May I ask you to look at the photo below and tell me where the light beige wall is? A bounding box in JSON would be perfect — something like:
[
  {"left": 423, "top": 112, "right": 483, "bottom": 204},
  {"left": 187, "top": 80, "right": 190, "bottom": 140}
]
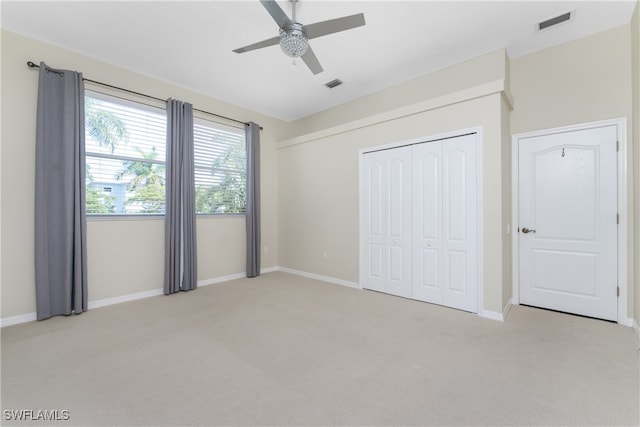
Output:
[
  {"left": 3, "top": 21, "right": 635, "bottom": 323},
  {"left": 631, "top": 1, "right": 640, "bottom": 327},
  {"left": 510, "top": 24, "right": 635, "bottom": 320},
  {"left": 510, "top": 25, "right": 632, "bottom": 134},
  {"left": 285, "top": 49, "right": 510, "bottom": 139},
  {"left": 1, "top": 30, "right": 284, "bottom": 318},
  {"left": 279, "top": 88, "right": 510, "bottom": 315}
]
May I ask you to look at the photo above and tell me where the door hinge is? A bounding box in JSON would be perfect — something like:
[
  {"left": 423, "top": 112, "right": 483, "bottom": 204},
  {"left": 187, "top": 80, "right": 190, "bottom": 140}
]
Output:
[
  {"left": 616, "top": 213, "right": 620, "bottom": 224},
  {"left": 617, "top": 286, "right": 620, "bottom": 297},
  {"left": 616, "top": 141, "right": 620, "bottom": 152}
]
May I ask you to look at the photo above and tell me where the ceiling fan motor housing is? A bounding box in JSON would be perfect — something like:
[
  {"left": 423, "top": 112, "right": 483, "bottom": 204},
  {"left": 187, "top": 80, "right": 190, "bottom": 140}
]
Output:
[{"left": 279, "top": 22, "right": 309, "bottom": 57}]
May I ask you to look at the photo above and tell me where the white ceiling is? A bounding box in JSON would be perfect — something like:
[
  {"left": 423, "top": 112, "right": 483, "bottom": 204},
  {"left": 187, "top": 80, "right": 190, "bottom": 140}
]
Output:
[{"left": 1, "top": 1, "right": 636, "bottom": 122}]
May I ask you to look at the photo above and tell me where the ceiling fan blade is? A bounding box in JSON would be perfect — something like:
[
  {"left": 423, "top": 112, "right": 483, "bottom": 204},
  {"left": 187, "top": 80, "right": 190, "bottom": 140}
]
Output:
[
  {"left": 259, "top": 0, "right": 291, "bottom": 29},
  {"left": 301, "top": 46, "right": 323, "bottom": 75},
  {"left": 303, "top": 13, "right": 365, "bottom": 39},
  {"left": 232, "top": 36, "right": 281, "bottom": 54}
]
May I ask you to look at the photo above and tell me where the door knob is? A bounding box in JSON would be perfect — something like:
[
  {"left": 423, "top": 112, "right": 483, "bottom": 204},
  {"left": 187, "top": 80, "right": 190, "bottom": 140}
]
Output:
[{"left": 522, "top": 227, "right": 536, "bottom": 234}]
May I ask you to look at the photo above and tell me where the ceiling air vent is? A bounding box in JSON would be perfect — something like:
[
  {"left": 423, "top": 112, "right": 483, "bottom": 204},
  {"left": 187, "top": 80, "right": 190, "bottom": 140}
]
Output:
[
  {"left": 538, "top": 11, "right": 573, "bottom": 31},
  {"left": 325, "top": 79, "right": 343, "bottom": 89}
]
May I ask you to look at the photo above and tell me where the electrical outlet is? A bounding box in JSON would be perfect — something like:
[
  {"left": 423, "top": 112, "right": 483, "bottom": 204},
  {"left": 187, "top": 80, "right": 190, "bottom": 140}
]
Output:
[
  {"left": 264, "top": 246, "right": 269, "bottom": 253},
  {"left": 322, "top": 250, "right": 328, "bottom": 259}
]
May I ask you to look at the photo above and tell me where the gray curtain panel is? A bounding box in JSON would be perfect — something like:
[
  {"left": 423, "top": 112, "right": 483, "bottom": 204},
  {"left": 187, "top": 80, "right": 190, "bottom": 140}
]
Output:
[
  {"left": 34, "top": 62, "right": 88, "bottom": 320},
  {"left": 245, "top": 122, "right": 261, "bottom": 277},
  {"left": 164, "top": 99, "right": 197, "bottom": 294}
]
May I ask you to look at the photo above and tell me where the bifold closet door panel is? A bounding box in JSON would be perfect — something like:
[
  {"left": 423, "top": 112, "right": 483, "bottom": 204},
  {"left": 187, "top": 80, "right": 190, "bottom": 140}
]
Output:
[
  {"left": 440, "top": 134, "right": 478, "bottom": 312},
  {"left": 412, "top": 134, "right": 478, "bottom": 312},
  {"left": 361, "top": 147, "right": 412, "bottom": 298},
  {"left": 411, "top": 142, "right": 443, "bottom": 304}
]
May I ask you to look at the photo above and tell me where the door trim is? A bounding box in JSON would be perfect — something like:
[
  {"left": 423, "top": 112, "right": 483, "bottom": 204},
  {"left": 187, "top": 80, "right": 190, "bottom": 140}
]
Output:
[{"left": 511, "top": 118, "right": 630, "bottom": 325}]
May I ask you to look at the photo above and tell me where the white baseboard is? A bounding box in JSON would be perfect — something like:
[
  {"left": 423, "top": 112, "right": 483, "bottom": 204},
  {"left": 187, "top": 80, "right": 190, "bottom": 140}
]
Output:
[
  {"left": 1, "top": 267, "right": 282, "bottom": 328},
  {"left": 198, "top": 272, "right": 247, "bottom": 287},
  {"left": 0, "top": 312, "right": 38, "bottom": 328},
  {"left": 618, "top": 316, "right": 634, "bottom": 328},
  {"left": 502, "top": 299, "right": 513, "bottom": 320},
  {"left": 1, "top": 288, "right": 167, "bottom": 328},
  {"left": 277, "top": 267, "right": 361, "bottom": 290},
  {"left": 197, "top": 267, "right": 281, "bottom": 287},
  {"left": 88, "top": 288, "right": 164, "bottom": 310},
  {"left": 478, "top": 299, "right": 512, "bottom": 322},
  {"left": 478, "top": 310, "right": 504, "bottom": 322},
  {"left": 633, "top": 319, "right": 640, "bottom": 341}
]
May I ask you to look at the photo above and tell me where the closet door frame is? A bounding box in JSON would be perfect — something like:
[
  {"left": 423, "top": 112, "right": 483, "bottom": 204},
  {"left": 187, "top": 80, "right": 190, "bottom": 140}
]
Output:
[{"left": 359, "top": 127, "right": 483, "bottom": 313}]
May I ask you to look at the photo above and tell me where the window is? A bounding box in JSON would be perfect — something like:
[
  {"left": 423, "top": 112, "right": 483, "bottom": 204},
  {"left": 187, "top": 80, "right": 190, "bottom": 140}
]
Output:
[
  {"left": 194, "top": 118, "right": 246, "bottom": 214},
  {"left": 85, "top": 91, "right": 166, "bottom": 215},
  {"left": 84, "top": 91, "right": 246, "bottom": 216}
]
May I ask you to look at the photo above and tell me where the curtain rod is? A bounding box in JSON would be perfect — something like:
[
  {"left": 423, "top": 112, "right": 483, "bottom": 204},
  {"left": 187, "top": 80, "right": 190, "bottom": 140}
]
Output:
[{"left": 26, "top": 61, "right": 263, "bottom": 130}]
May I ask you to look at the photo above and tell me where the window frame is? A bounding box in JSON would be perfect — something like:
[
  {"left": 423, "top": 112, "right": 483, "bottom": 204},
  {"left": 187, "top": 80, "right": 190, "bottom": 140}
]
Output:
[
  {"left": 84, "top": 89, "right": 167, "bottom": 219},
  {"left": 84, "top": 89, "right": 248, "bottom": 220},
  {"left": 193, "top": 115, "right": 248, "bottom": 217}
]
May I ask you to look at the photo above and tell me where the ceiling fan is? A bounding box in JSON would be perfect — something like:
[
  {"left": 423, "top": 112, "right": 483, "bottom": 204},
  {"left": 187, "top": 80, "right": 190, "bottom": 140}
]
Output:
[{"left": 232, "top": 0, "right": 366, "bottom": 75}]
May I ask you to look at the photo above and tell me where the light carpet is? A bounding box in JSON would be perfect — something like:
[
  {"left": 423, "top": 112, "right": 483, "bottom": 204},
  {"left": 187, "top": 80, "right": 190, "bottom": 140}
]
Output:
[{"left": 2, "top": 272, "right": 639, "bottom": 426}]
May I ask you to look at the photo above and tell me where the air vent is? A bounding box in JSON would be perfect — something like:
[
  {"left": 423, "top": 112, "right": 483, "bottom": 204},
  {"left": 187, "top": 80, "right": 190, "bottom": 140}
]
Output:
[
  {"left": 538, "top": 11, "right": 572, "bottom": 31},
  {"left": 325, "top": 79, "right": 343, "bottom": 89}
]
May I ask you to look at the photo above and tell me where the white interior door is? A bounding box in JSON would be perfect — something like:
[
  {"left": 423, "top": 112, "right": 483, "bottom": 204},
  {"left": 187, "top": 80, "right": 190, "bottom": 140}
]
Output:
[
  {"left": 518, "top": 126, "right": 617, "bottom": 321},
  {"left": 412, "top": 134, "right": 478, "bottom": 312},
  {"left": 361, "top": 147, "right": 412, "bottom": 298}
]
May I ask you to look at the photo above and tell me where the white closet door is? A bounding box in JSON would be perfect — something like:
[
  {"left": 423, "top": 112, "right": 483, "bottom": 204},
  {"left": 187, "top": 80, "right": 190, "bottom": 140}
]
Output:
[
  {"left": 412, "top": 142, "right": 443, "bottom": 304},
  {"left": 441, "top": 134, "right": 478, "bottom": 312},
  {"left": 361, "top": 147, "right": 412, "bottom": 298},
  {"left": 412, "top": 134, "right": 478, "bottom": 312}
]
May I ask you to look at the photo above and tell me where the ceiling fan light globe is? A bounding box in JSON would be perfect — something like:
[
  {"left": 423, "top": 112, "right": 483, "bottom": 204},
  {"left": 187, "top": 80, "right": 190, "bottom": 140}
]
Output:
[{"left": 279, "top": 26, "right": 309, "bottom": 58}]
